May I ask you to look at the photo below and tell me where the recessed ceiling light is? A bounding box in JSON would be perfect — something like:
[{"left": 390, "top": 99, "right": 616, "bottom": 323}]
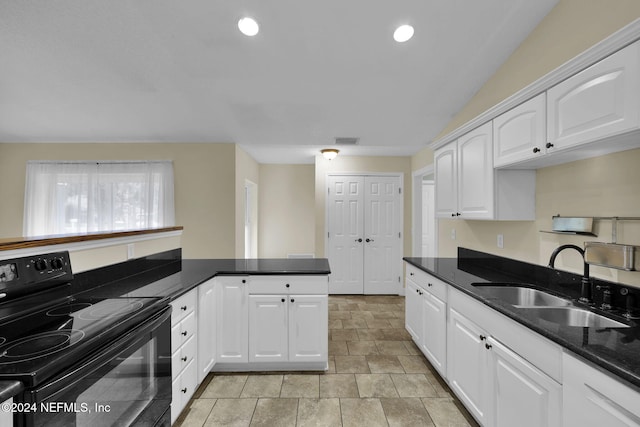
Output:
[
  {"left": 393, "top": 24, "right": 414, "bottom": 43},
  {"left": 238, "top": 17, "right": 259, "bottom": 36}
]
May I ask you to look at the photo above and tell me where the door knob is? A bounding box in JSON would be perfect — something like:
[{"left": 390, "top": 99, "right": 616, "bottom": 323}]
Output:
[
  {"left": 366, "top": 238, "right": 374, "bottom": 242},
  {"left": 355, "top": 238, "right": 363, "bottom": 242}
]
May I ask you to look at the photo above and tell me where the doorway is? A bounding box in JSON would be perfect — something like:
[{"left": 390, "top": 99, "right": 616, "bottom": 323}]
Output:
[
  {"left": 412, "top": 166, "right": 437, "bottom": 258},
  {"left": 326, "top": 174, "right": 403, "bottom": 295},
  {"left": 244, "top": 180, "right": 258, "bottom": 259}
]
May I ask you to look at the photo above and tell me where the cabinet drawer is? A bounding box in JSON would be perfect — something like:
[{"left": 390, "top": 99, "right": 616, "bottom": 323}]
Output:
[
  {"left": 171, "top": 311, "right": 197, "bottom": 351},
  {"left": 171, "top": 290, "right": 197, "bottom": 325},
  {"left": 249, "top": 275, "right": 328, "bottom": 295},
  {"left": 172, "top": 336, "right": 196, "bottom": 379},
  {"left": 406, "top": 264, "right": 448, "bottom": 302},
  {"left": 171, "top": 359, "right": 197, "bottom": 424}
]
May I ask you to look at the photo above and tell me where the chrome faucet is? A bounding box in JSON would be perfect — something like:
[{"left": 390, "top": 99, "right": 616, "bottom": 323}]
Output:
[{"left": 548, "top": 244, "right": 592, "bottom": 304}]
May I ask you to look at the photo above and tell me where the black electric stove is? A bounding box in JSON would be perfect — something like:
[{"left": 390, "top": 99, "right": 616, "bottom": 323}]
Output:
[{"left": 0, "top": 250, "right": 169, "bottom": 379}]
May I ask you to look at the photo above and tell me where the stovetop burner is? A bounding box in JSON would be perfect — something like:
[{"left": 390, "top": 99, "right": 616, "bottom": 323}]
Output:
[
  {"left": 0, "top": 330, "right": 85, "bottom": 363},
  {"left": 79, "top": 300, "right": 144, "bottom": 320},
  {"left": 46, "top": 303, "right": 93, "bottom": 316}
]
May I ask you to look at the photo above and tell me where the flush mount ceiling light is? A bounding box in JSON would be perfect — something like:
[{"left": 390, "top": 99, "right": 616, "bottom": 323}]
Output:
[
  {"left": 393, "top": 24, "right": 414, "bottom": 42},
  {"left": 321, "top": 149, "right": 339, "bottom": 160},
  {"left": 238, "top": 17, "right": 259, "bottom": 36}
]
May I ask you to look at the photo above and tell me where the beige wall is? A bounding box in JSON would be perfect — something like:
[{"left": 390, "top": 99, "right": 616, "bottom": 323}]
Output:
[
  {"left": 259, "top": 164, "right": 315, "bottom": 258},
  {"left": 0, "top": 143, "right": 237, "bottom": 259},
  {"left": 235, "top": 146, "right": 260, "bottom": 258},
  {"left": 422, "top": 0, "right": 640, "bottom": 287},
  {"left": 314, "top": 155, "right": 412, "bottom": 258}
]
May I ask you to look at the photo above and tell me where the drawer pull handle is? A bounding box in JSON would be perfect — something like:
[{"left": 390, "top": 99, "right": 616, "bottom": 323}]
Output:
[
  {"left": 182, "top": 356, "right": 187, "bottom": 362},
  {"left": 181, "top": 306, "right": 187, "bottom": 311},
  {"left": 181, "top": 331, "right": 187, "bottom": 336},
  {"left": 181, "top": 388, "right": 187, "bottom": 393}
]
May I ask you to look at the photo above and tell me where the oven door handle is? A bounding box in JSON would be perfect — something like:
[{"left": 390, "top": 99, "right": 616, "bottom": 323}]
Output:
[{"left": 30, "top": 306, "right": 171, "bottom": 402}]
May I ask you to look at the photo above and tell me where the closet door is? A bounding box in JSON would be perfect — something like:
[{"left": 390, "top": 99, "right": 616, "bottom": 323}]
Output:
[
  {"left": 363, "top": 176, "right": 402, "bottom": 294},
  {"left": 327, "top": 176, "right": 365, "bottom": 294},
  {"left": 327, "top": 174, "right": 403, "bottom": 295}
]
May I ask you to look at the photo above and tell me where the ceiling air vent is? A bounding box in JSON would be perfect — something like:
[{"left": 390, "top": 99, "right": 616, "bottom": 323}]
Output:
[{"left": 334, "top": 137, "right": 359, "bottom": 146}]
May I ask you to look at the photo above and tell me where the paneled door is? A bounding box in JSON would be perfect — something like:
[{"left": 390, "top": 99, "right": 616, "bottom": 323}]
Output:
[{"left": 327, "top": 174, "right": 402, "bottom": 295}]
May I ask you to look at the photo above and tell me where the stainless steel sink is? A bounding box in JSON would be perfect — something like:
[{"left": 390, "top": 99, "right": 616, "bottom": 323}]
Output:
[
  {"left": 520, "top": 307, "right": 630, "bottom": 328},
  {"left": 474, "top": 285, "right": 572, "bottom": 307}
]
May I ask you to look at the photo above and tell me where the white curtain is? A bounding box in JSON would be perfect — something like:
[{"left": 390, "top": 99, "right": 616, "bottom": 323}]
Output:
[{"left": 24, "top": 161, "right": 175, "bottom": 236}]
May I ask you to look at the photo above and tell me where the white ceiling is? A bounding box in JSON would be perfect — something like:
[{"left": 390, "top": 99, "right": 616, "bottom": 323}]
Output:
[{"left": 0, "top": 0, "right": 558, "bottom": 164}]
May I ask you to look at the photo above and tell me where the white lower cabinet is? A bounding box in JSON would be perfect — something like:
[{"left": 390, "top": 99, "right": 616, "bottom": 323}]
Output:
[
  {"left": 288, "top": 295, "right": 328, "bottom": 362},
  {"left": 489, "top": 337, "right": 561, "bottom": 427},
  {"left": 170, "top": 289, "right": 198, "bottom": 425},
  {"left": 0, "top": 398, "right": 12, "bottom": 427},
  {"left": 197, "top": 278, "right": 216, "bottom": 383},
  {"left": 405, "top": 266, "right": 447, "bottom": 377},
  {"left": 563, "top": 352, "right": 640, "bottom": 427},
  {"left": 249, "top": 295, "right": 288, "bottom": 362},
  {"left": 447, "top": 305, "right": 562, "bottom": 427},
  {"left": 216, "top": 276, "right": 249, "bottom": 363},
  {"left": 447, "top": 307, "right": 491, "bottom": 425}
]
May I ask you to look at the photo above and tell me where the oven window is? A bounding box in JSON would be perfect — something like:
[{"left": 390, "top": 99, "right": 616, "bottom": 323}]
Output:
[{"left": 28, "top": 316, "right": 171, "bottom": 427}]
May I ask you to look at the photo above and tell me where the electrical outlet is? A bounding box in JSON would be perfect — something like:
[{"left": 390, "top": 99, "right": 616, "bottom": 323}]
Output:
[
  {"left": 451, "top": 229, "right": 456, "bottom": 240},
  {"left": 497, "top": 234, "right": 504, "bottom": 249}
]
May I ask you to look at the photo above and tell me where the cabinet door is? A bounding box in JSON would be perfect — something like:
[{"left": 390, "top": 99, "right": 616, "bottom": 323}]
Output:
[
  {"left": 0, "top": 398, "right": 12, "bottom": 427},
  {"left": 422, "top": 292, "right": 446, "bottom": 378},
  {"left": 493, "top": 93, "right": 547, "bottom": 167},
  {"left": 216, "top": 276, "right": 248, "bottom": 363},
  {"left": 405, "top": 278, "right": 423, "bottom": 343},
  {"left": 488, "top": 337, "right": 561, "bottom": 427},
  {"left": 563, "top": 353, "right": 640, "bottom": 427},
  {"left": 548, "top": 40, "right": 640, "bottom": 150},
  {"left": 288, "top": 295, "right": 328, "bottom": 362},
  {"left": 197, "top": 279, "right": 216, "bottom": 383},
  {"left": 447, "top": 308, "right": 489, "bottom": 425},
  {"left": 457, "top": 122, "right": 494, "bottom": 219},
  {"left": 249, "top": 295, "right": 288, "bottom": 362},
  {"left": 434, "top": 142, "right": 458, "bottom": 218}
]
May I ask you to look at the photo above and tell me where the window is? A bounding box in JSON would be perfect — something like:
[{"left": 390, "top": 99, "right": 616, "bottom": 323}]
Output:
[{"left": 24, "top": 161, "right": 175, "bottom": 236}]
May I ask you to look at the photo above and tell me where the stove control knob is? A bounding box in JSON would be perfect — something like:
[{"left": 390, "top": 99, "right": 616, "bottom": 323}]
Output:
[
  {"left": 51, "top": 258, "right": 64, "bottom": 270},
  {"left": 34, "top": 259, "right": 48, "bottom": 271}
]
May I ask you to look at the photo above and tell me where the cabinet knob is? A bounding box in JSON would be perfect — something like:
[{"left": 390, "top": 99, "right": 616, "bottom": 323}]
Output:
[
  {"left": 281, "top": 298, "right": 285, "bottom": 302},
  {"left": 451, "top": 213, "right": 456, "bottom": 217},
  {"left": 286, "top": 283, "right": 290, "bottom": 288},
  {"left": 182, "top": 356, "right": 187, "bottom": 362},
  {"left": 428, "top": 283, "right": 432, "bottom": 287},
  {"left": 181, "top": 331, "right": 187, "bottom": 336},
  {"left": 366, "top": 238, "right": 374, "bottom": 242},
  {"left": 546, "top": 142, "right": 554, "bottom": 149},
  {"left": 485, "top": 343, "right": 492, "bottom": 350},
  {"left": 242, "top": 279, "right": 246, "bottom": 283},
  {"left": 410, "top": 272, "right": 414, "bottom": 276},
  {"left": 355, "top": 238, "right": 363, "bottom": 242},
  {"left": 181, "top": 305, "right": 187, "bottom": 311},
  {"left": 456, "top": 212, "right": 461, "bottom": 216},
  {"left": 479, "top": 335, "right": 486, "bottom": 341},
  {"left": 533, "top": 147, "right": 541, "bottom": 153},
  {"left": 291, "top": 298, "right": 295, "bottom": 303},
  {"left": 181, "top": 388, "right": 187, "bottom": 393}
]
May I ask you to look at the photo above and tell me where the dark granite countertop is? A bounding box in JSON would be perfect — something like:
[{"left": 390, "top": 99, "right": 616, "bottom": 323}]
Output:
[
  {"left": 0, "top": 380, "right": 23, "bottom": 402},
  {"left": 404, "top": 249, "right": 640, "bottom": 391},
  {"left": 75, "top": 255, "right": 331, "bottom": 301}
]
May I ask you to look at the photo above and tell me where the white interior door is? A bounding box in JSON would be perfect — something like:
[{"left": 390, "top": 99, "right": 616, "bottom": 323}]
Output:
[
  {"left": 363, "top": 176, "right": 402, "bottom": 294},
  {"left": 327, "top": 174, "right": 402, "bottom": 295},
  {"left": 421, "top": 181, "right": 435, "bottom": 258},
  {"left": 327, "top": 176, "right": 365, "bottom": 294}
]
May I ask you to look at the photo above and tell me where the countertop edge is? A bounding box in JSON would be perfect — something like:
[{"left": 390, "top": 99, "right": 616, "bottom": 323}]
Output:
[{"left": 0, "top": 380, "right": 24, "bottom": 403}]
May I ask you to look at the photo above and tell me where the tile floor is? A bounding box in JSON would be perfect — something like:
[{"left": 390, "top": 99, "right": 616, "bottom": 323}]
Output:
[{"left": 174, "top": 295, "right": 479, "bottom": 427}]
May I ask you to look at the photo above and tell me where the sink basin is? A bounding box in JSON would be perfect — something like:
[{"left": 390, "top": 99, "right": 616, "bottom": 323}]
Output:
[
  {"left": 474, "top": 285, "right": 572, "bottom": 307},
  {"left": 521, "top": 307, "right": 630, "bottom": 328}
]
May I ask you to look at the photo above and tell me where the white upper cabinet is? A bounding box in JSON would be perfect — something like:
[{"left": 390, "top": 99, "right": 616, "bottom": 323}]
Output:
[
  {"left": 434, "top": 143, "right": 458, "bottom": 218},
  {"left": 457, "top": 122, "right": 495, "bottom": 219},
  {"left": 435, "top": 122, "right": 535, "bottom": 221},
  {"left": 547, "top": 40, "right": 640, "bottom": 151},
  {"left": 493, "top": 94, "right": 547, "bottom": 167}
]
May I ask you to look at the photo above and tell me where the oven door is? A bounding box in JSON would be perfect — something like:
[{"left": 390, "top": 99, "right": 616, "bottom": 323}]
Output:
[{"left": 17, "top": 306, "right": 171, "bottom": 427}]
